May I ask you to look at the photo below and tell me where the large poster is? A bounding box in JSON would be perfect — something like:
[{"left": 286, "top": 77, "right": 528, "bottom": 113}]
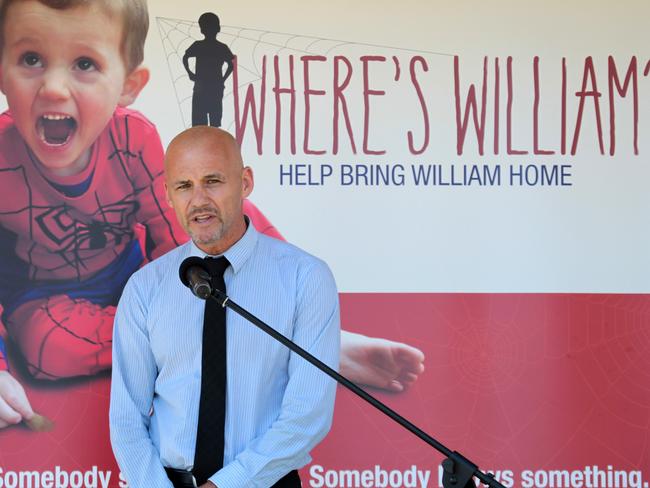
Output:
[{"left": 0, "top": 1, "right": 648, "bottom": 487}]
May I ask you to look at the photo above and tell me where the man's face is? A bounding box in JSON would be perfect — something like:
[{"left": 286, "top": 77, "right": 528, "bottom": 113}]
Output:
[
  {"left": 0, "top": 1, "right": 131, "bottom": 175},
  {"left": 165, "top": 138, "right": 253, "bottom": 255}
]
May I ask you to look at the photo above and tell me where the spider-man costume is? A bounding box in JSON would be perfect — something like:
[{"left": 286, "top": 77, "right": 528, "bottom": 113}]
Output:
[
  {"left": 0, "top": 107, "right": 281, "bottom": 379},
  {"left": 0, "top": 107, "right": 182, "bottom": 379}
]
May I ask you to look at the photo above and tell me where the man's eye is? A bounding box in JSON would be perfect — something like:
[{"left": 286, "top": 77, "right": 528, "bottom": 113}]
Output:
[
  {"left": 20, "top": 52, "right": 42, "bottom": 68},
  {"left": 75, "top": 58, "right": 97, "bottom": 71}
]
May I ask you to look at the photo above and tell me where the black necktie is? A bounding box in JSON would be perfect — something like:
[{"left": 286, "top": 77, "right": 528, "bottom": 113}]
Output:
[{"left": 193, "top": 256, "right": 229, "bottom": 485}]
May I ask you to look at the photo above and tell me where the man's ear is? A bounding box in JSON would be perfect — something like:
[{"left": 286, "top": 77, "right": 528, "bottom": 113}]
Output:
[
  {"left": 242, "top": 166, "right": 254, "bottom": 198},
  {"left": 118, "top": 66, "right": 150, "bottom": 107},
  {"left": 164, "top": 181, "right": 173, "bottom": 208}
]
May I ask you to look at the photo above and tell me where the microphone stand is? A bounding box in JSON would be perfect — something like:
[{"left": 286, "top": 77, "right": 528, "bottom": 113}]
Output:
[{"left": 210, "top": 288, "right": 506, "bottom": 488}]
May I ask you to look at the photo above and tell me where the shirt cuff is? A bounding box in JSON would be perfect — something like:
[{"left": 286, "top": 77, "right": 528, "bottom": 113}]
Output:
[{"left": 209, "top": 461, "right": 249, "bottom": 488}]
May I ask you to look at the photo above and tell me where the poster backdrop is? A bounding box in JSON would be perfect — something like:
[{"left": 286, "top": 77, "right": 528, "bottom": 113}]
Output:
[{"left": 1, "top": 1, "right": 649, "bottom": 487}]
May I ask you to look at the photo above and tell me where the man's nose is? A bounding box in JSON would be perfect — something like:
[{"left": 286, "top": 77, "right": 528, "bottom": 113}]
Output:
[
  {"left": 190, "top": 185, "right": 211, "bottom": 206},
  {"left": 39, "top": 69, "right": 71, "bottom": 101}
]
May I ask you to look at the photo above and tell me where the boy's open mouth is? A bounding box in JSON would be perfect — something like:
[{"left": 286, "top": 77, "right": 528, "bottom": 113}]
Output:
[{"left": 37, "top": 115, "right": 77, "bottom": 146}]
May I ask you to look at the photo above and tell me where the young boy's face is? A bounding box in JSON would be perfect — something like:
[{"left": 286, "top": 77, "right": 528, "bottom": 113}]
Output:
[{"left": 0, "top": 1, "right": 144, "bottom": 176}]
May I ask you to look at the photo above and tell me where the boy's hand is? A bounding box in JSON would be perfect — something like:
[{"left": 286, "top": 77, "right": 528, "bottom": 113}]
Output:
[{"left": 0, "top": 371, "right": 34, "bottom": 428}]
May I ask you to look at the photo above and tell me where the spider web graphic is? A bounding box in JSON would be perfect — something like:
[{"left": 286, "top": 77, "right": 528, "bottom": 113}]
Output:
[
  {"left": 155, "top": 16, "right": 453, "bottom": 132},
  {"left": 328, "top": 294, "right": 650, "bottom": 473}
]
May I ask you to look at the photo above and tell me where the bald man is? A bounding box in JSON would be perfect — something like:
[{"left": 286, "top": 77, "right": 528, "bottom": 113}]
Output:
[{"left": 109, "top": 127, "right": 340, "bottom": 488}]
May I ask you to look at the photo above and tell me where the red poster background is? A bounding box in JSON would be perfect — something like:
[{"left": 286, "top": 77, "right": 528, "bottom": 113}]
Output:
[{"left": 2, "top": 293, "right": 648, "bottom": 487}]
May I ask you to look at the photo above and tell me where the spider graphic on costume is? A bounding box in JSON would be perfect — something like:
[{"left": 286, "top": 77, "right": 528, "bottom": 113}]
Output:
[{"left": 0, "top": 108, "right": 184, "bottom": 379}]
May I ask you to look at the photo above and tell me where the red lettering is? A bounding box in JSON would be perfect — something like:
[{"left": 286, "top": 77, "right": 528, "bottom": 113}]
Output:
[
  {"left": 454, "top": 55, "right": 487, "bottom": 155},
  {"left": 273, "top": 55, "right": 296, "bottom": 155},
  {"left": 361, "top": 55, "right": 387, "bottom": 155},
  {"left": 533, "top": 57, "right": 554, "bottom": 155},
  {"left": 608, "top": 56, "right": 638, "bottom": 155},
  {"left": 233, "top": 56, "right": 266, "bottom": 155},
  {"left": 302, "top": 55, "right": 327, "bottom": 155},
  {"left": 507, "top": 56, "right": 527, "bottom": 155},
  {"left": 561, "top": 57, "right": 567, "bottom": 155},
  {"left": 494, "top": 57, "right": 500, "bottom": 155},
  {"left": 407, "top": 56, "right": 429, "bottom": 155},
  {"left": 332, "top": 56, "right": 357, "bottom": 155},
  {"left": 571, "top": 56, "right": 604, "bottom": 155}
]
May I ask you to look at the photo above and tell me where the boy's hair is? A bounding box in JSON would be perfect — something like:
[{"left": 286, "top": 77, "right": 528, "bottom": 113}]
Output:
[
  {"left": 0, "top": 0, "right": 149, "bottom": 72},
  {"left": 198, "top": 12, "right": 220, "bottom": 30},
  {"left": 198, "top": 12, "right": 220, "bottom": 37}
]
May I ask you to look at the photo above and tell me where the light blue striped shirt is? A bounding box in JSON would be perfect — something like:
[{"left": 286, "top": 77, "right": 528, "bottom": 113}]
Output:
[{"left": 109, "top": 222, "right": 340, "bottom": 488}]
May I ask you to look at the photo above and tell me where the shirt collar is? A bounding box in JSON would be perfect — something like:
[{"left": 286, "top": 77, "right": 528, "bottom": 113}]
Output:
[{"left": 188, "top": 217, "right": 258, "bottom": 274}]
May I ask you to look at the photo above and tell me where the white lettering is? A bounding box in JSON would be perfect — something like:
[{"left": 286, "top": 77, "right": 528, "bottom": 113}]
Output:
[{"left": 308, "top": 464, "right": 431, "bottom": 488}]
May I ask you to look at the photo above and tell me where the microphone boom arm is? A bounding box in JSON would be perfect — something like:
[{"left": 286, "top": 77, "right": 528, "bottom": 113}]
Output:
[{"left": 209, "top": 288, "right": 506, "bottom": 488}]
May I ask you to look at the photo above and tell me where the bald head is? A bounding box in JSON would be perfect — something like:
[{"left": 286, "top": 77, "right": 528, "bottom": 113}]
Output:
[
  {"left": 164, "top": 126, "right": 254, "bottom": 255},
  {"left": 165, "top": 126, "right": 243, "bottom": 173}
]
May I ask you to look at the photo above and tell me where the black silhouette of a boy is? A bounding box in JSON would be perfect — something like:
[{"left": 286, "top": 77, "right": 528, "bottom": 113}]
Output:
[{"left": 183, "top": 12, "right": 234, "bottom": 127}]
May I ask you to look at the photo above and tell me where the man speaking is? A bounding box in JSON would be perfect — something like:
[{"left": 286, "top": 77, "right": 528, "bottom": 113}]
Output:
[{"left": 109, "top": 127, "right": 340, "bottom": 488}]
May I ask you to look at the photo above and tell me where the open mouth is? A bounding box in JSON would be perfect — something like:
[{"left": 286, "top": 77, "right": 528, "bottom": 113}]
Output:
[
  {"left": 37, "top": 114, "right": 77, "bottom": 146},
  {"left": 193, "top": 215, "right": 215, "bottom": 223}
]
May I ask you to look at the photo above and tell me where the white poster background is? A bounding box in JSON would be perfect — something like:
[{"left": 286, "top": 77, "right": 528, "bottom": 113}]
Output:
[
  {"left": 2, "top": 0, "right": 644, "bottom": 293},
  {"left": 127, "top": 0, "right": 650, "bottom": 294}
]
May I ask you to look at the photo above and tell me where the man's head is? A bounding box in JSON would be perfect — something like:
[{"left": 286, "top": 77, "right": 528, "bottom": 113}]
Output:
[
  {"left": 165, "top": 126, "right": 254, "bottom": 256},
  {"left": 0, "top": 0, "right": 150, "bottom": 176}
]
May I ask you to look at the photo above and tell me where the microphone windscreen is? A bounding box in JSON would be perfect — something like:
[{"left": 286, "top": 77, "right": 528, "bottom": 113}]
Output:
[{"left": 179, "top": 256, "right": 208, "bottom": 287}]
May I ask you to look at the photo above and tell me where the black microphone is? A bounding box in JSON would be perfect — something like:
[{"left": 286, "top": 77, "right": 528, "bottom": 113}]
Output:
[{"left": 179, "top": 256, "right": 212, "bottom": 299}]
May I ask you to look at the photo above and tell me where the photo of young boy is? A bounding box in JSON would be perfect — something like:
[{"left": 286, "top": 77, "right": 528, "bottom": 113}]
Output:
[
  {"left": 0, "top": 0, "right": 184, "bottom": 428},
  {"left": 0, "top": 0, "right": 425, "bottom": 431}
]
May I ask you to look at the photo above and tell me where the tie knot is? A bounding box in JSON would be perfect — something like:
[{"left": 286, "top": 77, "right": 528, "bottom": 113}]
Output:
[{"left": 204, "top": 256, "right": 230, "bottom": 278}]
